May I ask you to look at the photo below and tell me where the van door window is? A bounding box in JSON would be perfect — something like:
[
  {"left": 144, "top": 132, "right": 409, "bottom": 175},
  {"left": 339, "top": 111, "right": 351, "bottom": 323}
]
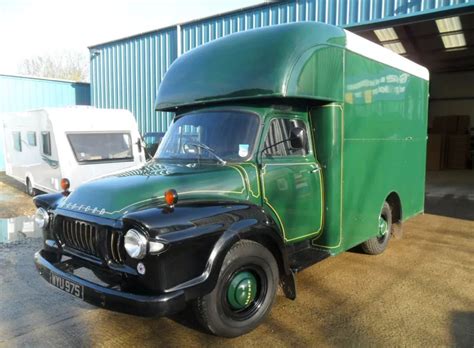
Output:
[
  {"left": 263, "top": 118, "right": 308, "bottom": 157},
  {"left": 42, "top": 132, "right": 52, "bottom": 156},
  {"left": 13, "top": 132, "right": 22, "bottom": 152}
]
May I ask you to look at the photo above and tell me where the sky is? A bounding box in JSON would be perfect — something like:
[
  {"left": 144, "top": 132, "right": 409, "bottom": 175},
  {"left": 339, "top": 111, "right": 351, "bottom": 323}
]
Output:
[{"left": 0, "top": 0, "right": 262, "bottom": 75}]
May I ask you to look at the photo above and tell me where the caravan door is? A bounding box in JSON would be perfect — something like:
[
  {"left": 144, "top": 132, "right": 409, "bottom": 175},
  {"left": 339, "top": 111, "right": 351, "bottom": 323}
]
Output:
[{"left": 35, "top": 130, "right": 62, "bottom": 192}]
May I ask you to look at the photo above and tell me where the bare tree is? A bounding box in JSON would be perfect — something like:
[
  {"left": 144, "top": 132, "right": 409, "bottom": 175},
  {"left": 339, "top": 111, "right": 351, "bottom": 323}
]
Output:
[{"left": 18, "top": 51, "right": 89, "bottom": 82}]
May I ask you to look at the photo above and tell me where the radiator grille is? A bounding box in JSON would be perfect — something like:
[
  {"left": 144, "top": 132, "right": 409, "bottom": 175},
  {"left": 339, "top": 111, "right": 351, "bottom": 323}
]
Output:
[
  {"left": 60, "top": 219, "right": 99, "bottom": 256},
  {"left": 108, "top": 229, "right": 124, "bottom": 264},
  {"left": 57, "top": 218, "right": 124, "bottom": 264}
]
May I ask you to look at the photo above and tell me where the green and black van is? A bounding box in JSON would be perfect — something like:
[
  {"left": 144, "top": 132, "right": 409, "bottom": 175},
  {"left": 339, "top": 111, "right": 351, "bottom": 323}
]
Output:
[{"left": 34, "top": 22, "right": 429, "bottom": 337}]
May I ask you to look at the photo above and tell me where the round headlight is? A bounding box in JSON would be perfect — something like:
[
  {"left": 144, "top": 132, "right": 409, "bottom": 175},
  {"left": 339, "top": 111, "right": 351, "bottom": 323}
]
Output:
[
  {"left": 124, "top": 229, "right": 147, "bottom": 259},
  {"left": 34, "top": 208, "right": 50, "bottom": 229}
]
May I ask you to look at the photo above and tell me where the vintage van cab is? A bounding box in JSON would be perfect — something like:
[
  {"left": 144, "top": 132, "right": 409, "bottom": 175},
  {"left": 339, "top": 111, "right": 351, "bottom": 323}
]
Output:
[{"left": 34, "top": 22, "right": 429, "bottom": 337}]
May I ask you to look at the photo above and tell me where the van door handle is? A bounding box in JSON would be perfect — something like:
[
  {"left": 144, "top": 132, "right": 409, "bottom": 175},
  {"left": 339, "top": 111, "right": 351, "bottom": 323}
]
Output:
[{"left": 310, "top": 165, "right": 321, "bottom": 173}]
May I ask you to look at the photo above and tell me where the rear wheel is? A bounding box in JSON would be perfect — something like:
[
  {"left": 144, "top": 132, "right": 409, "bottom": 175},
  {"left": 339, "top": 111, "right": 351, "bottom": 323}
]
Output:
[
  {"left": 26, "top": 178, "right": 37, "bottom": 196},
  {"left": 194, "top": 240, "right": 278, "bottom": 337},
  {"left": 361, "top": 201, "right": 392, "bottom": 255}
]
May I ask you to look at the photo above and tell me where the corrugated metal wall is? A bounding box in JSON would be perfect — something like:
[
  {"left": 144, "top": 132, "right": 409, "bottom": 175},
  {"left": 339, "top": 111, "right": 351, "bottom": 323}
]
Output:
[
  {"left": 0, "top": 74, "right": 90, "bottom": 171},
  {"left": 90, "top": 28, "right": 177, "bottom": 133},
  {"left": 0, "top": 74, "right": 90, "bottom": 113},
  {"left": 90, "top": 0, "right": 474, "bottom": 134},
  {"left": 180, "top": 0, "right": 474, "bottom": 52}
]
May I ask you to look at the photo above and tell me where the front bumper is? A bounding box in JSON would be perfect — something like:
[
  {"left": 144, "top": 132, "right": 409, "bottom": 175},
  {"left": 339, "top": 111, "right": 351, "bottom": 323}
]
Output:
[{"left": 34, "top": 250, "right": 186, "bottom": 317}]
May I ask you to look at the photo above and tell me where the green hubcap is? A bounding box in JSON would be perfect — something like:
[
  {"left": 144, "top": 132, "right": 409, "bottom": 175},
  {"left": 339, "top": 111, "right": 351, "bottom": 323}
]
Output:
[
  {"left": 227, "top": 271, "right": 257, "bottom": 310},
  {"left": 378, "top": 216, "right": 388, "bottom": 236}
]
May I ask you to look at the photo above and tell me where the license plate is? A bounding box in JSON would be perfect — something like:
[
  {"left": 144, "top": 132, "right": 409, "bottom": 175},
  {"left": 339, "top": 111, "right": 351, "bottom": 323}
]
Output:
[{"left": 49, "top": 273, "right": 84, "bottom": 299}]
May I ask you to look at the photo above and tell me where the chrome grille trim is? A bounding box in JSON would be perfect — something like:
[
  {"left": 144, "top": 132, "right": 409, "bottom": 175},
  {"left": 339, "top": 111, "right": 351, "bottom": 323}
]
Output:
[
  {"left": 110, "top": 231, "right": 117, "bottom": 261},
  {"left": 109, "top": 230, "right": 124, "bottom": 264},
  {"left": 59, "top": 218, "right": 99, "bottom": 257},
  {"left": 57, "top": 217, "right": 124, "bottom": 264}
]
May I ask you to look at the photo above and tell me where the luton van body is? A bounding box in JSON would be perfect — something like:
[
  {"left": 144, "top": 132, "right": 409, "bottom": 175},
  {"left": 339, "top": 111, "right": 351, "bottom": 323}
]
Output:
[
  {"left": 2, "top": 107, "right": 145, "bottom": 195},
  {"left": 33, "top": 23, "right": 429, "bottom": 337}
]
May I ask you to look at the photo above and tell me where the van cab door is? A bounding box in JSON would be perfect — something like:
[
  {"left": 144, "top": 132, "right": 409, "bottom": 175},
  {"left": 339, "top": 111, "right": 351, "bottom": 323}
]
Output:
[{"left": 260, "top": 116, "right": 323, "bottom": 243}]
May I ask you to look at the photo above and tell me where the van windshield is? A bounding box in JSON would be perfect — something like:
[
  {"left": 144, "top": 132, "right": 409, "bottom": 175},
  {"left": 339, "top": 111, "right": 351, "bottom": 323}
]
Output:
[
  {"left": 155, "top": 111, "right": 260, "bottom": 162},
  {"left": 67, "top": 132, "right": 133, "bottom": 163}
]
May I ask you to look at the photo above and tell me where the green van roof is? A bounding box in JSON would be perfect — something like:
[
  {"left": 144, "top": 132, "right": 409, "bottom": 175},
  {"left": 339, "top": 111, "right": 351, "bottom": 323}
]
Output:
[{"left": 155, "top": 22, "right": 346, "bottom": 111}]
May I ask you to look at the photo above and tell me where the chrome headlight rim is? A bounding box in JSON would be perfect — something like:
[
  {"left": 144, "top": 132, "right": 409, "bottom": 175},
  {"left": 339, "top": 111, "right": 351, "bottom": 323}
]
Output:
[
  {"left": 124, "top": 229, "right": 148, "bottom": 259},
  {"left": 34, "top": 207, "right": 50, "bottom": 229}
]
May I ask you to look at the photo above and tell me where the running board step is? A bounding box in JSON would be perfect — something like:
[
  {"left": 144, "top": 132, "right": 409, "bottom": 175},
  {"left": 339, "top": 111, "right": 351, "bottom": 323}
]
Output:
[{"left": 289, "top": 247, "right": 331, "bottom": 273}]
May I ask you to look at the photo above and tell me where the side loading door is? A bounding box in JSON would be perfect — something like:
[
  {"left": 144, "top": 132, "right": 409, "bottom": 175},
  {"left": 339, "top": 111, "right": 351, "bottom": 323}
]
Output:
[{"left": 261, "top": 116, "right": 324, "bottom": 243}]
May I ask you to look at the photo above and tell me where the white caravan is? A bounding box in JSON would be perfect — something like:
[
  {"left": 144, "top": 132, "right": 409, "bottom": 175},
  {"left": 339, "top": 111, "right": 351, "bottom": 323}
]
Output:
[{"left": 2, "top": 107, "right": 145, "bottom": 195}]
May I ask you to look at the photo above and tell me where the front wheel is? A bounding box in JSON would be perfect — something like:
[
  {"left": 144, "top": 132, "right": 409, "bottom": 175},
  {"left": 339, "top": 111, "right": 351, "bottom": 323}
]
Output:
[{"left": 194, "top": 240, "right": 279, "bottom": 337}]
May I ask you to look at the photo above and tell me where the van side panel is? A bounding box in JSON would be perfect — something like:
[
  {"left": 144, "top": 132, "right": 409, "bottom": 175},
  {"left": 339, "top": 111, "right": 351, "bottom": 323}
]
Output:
[
  {"left": 310, "top": 105, "right": 344, "bottom": 254},
  {"left": 341, "top": 51, "right": 429, "bottom": 250}
]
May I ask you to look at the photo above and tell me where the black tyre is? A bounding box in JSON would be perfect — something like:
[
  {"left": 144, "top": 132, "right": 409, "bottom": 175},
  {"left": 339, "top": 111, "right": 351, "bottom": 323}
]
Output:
[
  {"left": 361, "top": 201, "right": 392, "bottom": 255},
  {"left": 194, "top": 240, "right": 278, "bottom": 337},
  {"left": 26, "top": 178, "right": 37, "bottom": 197}
]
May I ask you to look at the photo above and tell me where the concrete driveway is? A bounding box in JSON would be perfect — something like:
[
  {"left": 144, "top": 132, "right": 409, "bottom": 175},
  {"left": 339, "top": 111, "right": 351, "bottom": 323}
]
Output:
[{"left": 0, "top": 171, "right": 473, "bottom": 346}]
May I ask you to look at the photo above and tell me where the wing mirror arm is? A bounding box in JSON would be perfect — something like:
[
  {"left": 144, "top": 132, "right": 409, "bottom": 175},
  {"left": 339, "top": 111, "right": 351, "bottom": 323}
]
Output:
[
  {"left": 257, "top": 127, "right": 307, "bottom": 167},
  {"left": 258, "top": 139, "right": 286, "bottom": 167}
]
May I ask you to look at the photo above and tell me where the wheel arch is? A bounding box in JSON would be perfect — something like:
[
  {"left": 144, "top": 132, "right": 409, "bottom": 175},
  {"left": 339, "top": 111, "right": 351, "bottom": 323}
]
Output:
[
  {"left": 153, "top": 203, "right": 290, "bottom": 300},
  {"left": 385, "top": 191, "right": 403, "bottom": 239},
  {"left": 201, "top": 224, "right": 290, "bottom": 297},
  {"left": 385, "top": 191, "right": 402, "bottom": 224},
  {"left": 188, "top": 221, "right": 296, "bottom": 299},
  {"left": 244, "top": 232, "right": 296, "bottom": 300},
  {"left": 244, "top": 232, "right": 289, "bottom": 280}
]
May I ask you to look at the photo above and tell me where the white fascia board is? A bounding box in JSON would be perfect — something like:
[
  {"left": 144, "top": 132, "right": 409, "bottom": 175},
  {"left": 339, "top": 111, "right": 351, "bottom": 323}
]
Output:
[{"left": 344, "top": 30, "right": 430, "bottom": 81}]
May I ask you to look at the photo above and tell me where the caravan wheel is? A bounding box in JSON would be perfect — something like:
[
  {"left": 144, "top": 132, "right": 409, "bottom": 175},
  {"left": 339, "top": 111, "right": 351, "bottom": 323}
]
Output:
[{"left": 26, "top": 178, "right": 37, "bottom": 197}]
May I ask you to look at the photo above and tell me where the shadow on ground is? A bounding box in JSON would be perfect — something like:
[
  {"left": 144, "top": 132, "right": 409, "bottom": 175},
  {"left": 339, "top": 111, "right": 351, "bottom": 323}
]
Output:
[
  {"left": 0, "top": 172, "right": 26, "bottom": 192},
  {"left": 425, "top": 195, "right": 474, "bottom": 220},
  {"left": 425, "top": 170, "right": 474, "bottom": 221},
  {"left": 451, "top": 311, "right": 474, "bottom": 347}
]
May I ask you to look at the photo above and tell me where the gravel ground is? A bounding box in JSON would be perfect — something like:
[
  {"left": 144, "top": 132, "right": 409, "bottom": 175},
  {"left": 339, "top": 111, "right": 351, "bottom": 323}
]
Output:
[
  {"left": 0, "top": 171, "right": 473, "bottom": 347},
  {"left": 0, "top": 174, "right": 36, "bottom": 218}
]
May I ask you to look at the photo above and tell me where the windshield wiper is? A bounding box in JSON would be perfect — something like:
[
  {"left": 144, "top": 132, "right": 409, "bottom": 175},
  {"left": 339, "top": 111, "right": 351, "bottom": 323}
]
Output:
[{"left": 185, "top": 141, "right": 227, "bottom": 165}]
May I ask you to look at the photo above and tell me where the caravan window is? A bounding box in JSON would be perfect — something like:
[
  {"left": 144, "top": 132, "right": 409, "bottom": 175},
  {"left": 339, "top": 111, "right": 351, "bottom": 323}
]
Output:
[
  {"left": 42, "top": 132, "right": 52, "bottom": 156},
  {"left": 13, "top": 132, "right": 22, "bottom": 152},
  {"left": 27, "top": 132, "right": 37, "bottom": 146},
  {"left": 67, "top": 132, "right": 133, "bottom": 163}
]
